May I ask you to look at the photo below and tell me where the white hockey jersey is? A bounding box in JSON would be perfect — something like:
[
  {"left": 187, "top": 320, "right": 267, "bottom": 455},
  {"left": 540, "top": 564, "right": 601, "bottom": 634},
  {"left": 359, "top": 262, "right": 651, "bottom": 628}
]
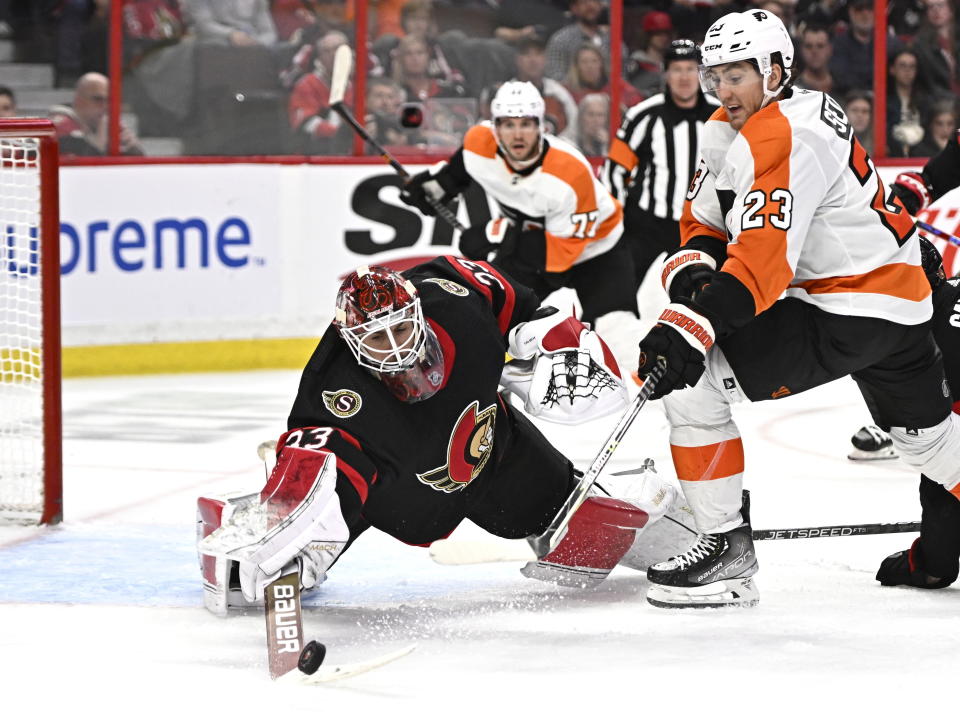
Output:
[
  {"left": 682, "top": 89, "right": 931, "bottom": 325},
  {"left": 462, "top": 122, "right": 623, "bottom": 273}
]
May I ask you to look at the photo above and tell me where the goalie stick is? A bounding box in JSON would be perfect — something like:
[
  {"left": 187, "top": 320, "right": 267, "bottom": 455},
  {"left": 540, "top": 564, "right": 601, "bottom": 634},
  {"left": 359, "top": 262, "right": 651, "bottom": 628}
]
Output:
[
  {"left": 278, "top": 643, "right": 417, "bottom": 685},
  {"left": 429, "top": 519, "right": 923, "bottom": 565},
  {"left": 327, "top": 44, "right": 466, "bottom": 232},
  {"left": 526, "top": 358, "right": 666, "bottom": 559}
]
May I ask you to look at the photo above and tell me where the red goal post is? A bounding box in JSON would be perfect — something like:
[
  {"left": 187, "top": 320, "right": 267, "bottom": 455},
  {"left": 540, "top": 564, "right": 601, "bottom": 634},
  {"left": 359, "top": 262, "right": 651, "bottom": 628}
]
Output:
[{"left": 0, "top": 119, "right": 62, "bottom": 525}]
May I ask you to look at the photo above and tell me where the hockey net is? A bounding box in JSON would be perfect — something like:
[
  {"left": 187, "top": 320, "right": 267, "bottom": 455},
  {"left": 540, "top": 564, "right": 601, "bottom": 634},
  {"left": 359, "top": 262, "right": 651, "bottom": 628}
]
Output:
[{"left": 0, "top": 120, "right": 61, "bottom": 525}]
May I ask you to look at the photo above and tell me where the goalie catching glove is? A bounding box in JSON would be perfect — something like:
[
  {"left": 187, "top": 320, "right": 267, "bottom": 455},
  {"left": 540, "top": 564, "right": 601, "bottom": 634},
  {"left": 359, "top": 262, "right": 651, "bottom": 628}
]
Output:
[
  {"left": 500, "top": 306, "right": 628, "bottom": 424},
  {"left": 637, "top": 302, "right": 715, "bottom": 399}
]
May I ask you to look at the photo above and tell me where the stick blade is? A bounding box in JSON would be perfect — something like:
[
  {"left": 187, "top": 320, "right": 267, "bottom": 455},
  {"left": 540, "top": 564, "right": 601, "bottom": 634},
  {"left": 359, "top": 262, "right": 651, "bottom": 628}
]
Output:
[
  {"left": 329, "top": 44, "right": 353, "bottom": 106},
  {"left": 278, "top": 644, "right": 417, "bottom": 685}
]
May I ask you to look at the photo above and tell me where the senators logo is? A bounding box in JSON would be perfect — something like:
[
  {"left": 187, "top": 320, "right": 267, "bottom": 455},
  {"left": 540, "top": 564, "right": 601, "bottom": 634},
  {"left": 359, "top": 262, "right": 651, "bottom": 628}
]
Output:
[
  {"left": 322, "top": 389, "right": 362, "bottom": 418},
  {"left": 423, "top": 278, "right": 469, "bottom": 296},
  {"left": 417, "top": 401, "right": 496, "bottom": 493}
]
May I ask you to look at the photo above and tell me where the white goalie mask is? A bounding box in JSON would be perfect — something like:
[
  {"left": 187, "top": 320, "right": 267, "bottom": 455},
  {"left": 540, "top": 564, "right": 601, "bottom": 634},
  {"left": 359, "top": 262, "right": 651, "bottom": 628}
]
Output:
[
  {"left": 335, "top": 266, "right": 445, "bottom": 402},
  {"left": 698, "top": 10, "right": 794, "bottom": 102}
]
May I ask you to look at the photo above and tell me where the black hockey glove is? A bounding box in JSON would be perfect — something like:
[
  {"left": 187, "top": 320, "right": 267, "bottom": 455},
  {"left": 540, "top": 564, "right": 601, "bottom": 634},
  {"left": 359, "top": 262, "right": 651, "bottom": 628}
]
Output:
[
  {"left": 399, "top": 169, "right": 457, "bottom": 217},
  {"left": 661, "top": 247, "right": 718, "bottom": 301},
  {"left": 890, "top": 171, "right": 931, "bottom": 216},
  {"left": 459, "top": 217, "right": 515, "bottom": 261},
  {"left": 637, "top": 302, "right": 715, "bottom": 400}
]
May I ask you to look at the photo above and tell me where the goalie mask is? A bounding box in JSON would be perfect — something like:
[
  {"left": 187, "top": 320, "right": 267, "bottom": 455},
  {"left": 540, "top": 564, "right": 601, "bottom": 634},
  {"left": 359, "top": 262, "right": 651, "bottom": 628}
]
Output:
[{"left": 335, "top": 266, "right": 446, "bottom": 403}]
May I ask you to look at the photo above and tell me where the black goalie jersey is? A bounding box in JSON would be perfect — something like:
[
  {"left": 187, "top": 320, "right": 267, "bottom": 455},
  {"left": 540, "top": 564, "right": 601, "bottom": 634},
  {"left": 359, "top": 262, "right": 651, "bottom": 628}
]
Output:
[{"left": 285, "top": 256, "right": 575, "bottom": 551}]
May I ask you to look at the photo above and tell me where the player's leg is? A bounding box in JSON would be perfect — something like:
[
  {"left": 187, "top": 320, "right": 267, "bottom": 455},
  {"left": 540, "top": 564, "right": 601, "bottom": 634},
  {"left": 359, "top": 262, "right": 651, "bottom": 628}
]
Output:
[
  {"left": 852, "top": 324, "right": 960, "bottom": 498},
  {"left": 567, "top": 240, "right": 644, "bottom": 371},
  {"left": 467, "top": 402, "right": 691, "bottom": 586},
  {"left": 647, "top": 298, "right": 885, "bottom": 608},
  {"left": 877, "top": 476, "right": 960, "bottom": 588},
  {"left": 623, "top": 206, "right": 679, "bottom": 290}
]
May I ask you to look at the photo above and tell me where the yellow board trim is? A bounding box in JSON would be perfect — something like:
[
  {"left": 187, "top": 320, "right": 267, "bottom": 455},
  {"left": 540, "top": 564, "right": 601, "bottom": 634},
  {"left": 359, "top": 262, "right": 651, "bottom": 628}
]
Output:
[{"left": 62, "top": 338, "right": 319, "bottom": 377}]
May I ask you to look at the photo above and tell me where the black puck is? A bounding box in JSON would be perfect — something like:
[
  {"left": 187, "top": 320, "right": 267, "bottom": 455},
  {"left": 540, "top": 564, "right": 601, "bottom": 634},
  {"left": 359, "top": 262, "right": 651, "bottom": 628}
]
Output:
[{"left": 297, "top": 640, "right": 327, "bottom": 675}]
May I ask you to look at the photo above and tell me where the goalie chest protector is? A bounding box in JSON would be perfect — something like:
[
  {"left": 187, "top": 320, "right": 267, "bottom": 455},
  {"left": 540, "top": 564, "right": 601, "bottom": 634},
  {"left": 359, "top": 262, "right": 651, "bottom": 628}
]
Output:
[{"left": 287, "top": 258, "right": 538, "bottom": 544}]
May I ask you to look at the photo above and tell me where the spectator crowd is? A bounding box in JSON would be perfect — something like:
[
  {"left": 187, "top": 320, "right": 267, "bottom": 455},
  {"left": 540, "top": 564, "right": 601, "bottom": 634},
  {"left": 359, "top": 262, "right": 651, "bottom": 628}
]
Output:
[{"left": 0, "top": 0, "right": 956, "bottom": 159}]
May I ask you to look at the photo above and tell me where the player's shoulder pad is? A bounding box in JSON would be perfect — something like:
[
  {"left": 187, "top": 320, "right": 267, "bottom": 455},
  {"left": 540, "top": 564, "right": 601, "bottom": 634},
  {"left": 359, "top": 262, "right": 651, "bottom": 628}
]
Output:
[
  {"left": 622, "top": 93, "right": 666, "bottom": 121},
  {"left": 540, "top": 138, "right": 597, "bottom": 203},
  {"left": 463, "top": 122, "right": 498, "bottom": 159},
  {"left": 737, "top": 103, "right": 792, "bottom": 176},
  {"left": 303, "top": 322, "right": 345, "bottom": 376}
]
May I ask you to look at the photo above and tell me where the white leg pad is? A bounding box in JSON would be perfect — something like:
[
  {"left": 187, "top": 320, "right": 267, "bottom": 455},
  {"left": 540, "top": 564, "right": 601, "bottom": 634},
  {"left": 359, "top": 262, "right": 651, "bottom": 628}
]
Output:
[
  {"left": 593, "top": 310, "right": 644, "bottom": 379},
  {"left": 889, "top": 412, "right": 960, "bottom": 492}
]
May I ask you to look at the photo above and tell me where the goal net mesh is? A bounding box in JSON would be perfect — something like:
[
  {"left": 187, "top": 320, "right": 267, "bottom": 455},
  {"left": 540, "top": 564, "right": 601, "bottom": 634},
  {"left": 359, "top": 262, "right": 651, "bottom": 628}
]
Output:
[{"left": 0, "top": 137, "right": 47, "bottom": 521}]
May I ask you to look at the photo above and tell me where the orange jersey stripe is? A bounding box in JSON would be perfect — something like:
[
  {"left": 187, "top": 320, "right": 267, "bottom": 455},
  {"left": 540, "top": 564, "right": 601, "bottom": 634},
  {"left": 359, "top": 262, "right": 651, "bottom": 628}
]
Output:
[
  {"left": 463, "top": 124, "right": 498, "bottom": 159},
  {"left": 723, "top": 104, "right": 795, "bottom": 314},
  {"left": 607, "top": 136, "right": 638, "bottom": 173},
  {"left": 680, "top": 192, "right": 727, "bottom": 246},
  {"left": 792, "top": 262, "right": 931, "bottom": 302},
  {"left": 709, "top": 106, "right": 730, "bottom": 123},
  {"left": 671, "top": 438, "right": 745, "bottom": 482},
  {"left": 951, "top": 482, "right": 960, "bottom": 499},
  {"left": 544, "top": 198, "right": 622, "bottom": 273},
  {"left": 541, "top": 148, "right": 596, "bottom": 215}
]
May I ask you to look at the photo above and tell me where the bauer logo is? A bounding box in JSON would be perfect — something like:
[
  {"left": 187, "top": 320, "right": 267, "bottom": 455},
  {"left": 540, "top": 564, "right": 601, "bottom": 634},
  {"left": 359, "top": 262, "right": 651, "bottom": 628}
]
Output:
[
  {"left": 322, "top": 389, "right": 363, "bottom": 418},
  {"left": 58, "top": 216, "right": 254, "bottom": 275}
]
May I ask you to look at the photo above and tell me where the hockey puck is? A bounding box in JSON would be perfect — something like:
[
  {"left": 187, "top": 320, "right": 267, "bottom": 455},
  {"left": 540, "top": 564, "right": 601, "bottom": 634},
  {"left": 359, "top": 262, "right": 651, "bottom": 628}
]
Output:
[{"left": 297, "top": 640, "right": 327, "bottom": 675}]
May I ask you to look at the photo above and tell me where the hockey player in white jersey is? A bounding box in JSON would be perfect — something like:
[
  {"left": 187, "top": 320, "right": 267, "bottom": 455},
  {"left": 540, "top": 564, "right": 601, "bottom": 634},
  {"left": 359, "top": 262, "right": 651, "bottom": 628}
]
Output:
[
  {"left": 633, "top": 9, "right": 960, "bottom": 608},
  {"left": 399, "top": 81, "right": 642, "bottom": 367}
]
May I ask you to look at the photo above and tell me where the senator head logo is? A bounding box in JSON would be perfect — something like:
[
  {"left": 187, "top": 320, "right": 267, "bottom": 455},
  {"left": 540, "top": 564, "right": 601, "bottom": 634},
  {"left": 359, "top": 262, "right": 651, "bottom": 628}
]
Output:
[
  {"left": 417, "top": 401, "right": 496, "bottom": 493},
  {"left": 322, "top": 389, "right": 363, "bottom": 418}
]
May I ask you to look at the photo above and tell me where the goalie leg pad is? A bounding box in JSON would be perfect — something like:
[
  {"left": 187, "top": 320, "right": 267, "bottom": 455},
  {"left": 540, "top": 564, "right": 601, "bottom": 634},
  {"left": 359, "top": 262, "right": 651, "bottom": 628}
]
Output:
[
  {"left": 196, "top": 490, "right": 261, "bottom": 616},
  {"left": 520, "top": 496, "right": 648, "bottom": 587}
]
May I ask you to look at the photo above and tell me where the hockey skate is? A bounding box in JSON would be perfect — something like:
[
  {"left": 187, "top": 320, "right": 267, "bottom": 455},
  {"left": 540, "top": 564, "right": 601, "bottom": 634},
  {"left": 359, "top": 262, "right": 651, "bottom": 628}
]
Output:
[
  {"left": 848, "top": 425, "right": 897, "bottom": 461},
  {"left": 646, "top": 492, "right": 758, "bottom": 608}
]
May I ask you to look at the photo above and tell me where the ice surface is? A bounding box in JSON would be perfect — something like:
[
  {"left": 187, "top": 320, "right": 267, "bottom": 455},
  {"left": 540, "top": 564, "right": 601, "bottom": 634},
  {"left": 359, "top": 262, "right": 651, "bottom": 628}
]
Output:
[{"left": 2, "top": 369, "right": 959, "bottom": 714}]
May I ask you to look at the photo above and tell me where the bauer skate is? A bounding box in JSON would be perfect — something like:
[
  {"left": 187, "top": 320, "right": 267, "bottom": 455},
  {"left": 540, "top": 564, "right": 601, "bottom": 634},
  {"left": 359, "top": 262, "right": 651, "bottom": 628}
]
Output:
[{"left": 645, "top": 492, "right": 758, "bottom": 608}]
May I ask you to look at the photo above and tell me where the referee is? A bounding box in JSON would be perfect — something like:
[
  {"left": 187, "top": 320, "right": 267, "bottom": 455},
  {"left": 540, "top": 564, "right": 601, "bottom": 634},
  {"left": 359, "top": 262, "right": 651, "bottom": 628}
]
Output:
[{"left": 601, "top": 40, "right": 720, "bottom": 288}]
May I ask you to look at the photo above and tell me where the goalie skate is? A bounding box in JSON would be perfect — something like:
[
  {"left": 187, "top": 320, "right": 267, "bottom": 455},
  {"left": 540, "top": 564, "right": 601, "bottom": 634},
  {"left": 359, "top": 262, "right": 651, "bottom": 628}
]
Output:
[{"left": 848, "top": 425, "right": 897, "bottom": 461}]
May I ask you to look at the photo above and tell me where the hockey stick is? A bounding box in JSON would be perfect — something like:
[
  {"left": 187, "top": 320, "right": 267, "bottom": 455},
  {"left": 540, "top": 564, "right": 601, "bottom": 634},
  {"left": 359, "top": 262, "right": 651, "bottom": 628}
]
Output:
[
  {"left": 752, "top": 520, "right": 920, "bottom": 540},
  {"left": 327, "top": 45, "right": 466, "bottom": 232},
  {"left": 526, "top": 359, "right": 666, "bottom": 559},
  {"left": 265, "top": 570, "right": 305, "bottom": 679},
  {"left": 430, "top": 519, "right": 921, "bottom": 565},
  {"left": 278, "top": 644, "right": 417, "bottom": 685},
  {"left": 916, "top": 220, "right": 960, "bottom": 249}
]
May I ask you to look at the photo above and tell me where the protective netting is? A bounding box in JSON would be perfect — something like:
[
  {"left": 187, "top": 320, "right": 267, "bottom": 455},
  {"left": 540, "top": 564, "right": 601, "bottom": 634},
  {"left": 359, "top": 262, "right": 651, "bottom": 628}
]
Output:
[
  {"left": 0, "top": 137, "right": 46, "bottom": 522},
  {"left": 541, "top": 350, "right": 620, "bottom": 408}
]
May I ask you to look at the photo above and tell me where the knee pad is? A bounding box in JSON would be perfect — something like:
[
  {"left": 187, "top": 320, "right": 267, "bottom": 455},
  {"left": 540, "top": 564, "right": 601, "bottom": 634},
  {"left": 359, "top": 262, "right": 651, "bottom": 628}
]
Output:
[{"left": 889, "top": 413, "right": 960, "bottom": 492}]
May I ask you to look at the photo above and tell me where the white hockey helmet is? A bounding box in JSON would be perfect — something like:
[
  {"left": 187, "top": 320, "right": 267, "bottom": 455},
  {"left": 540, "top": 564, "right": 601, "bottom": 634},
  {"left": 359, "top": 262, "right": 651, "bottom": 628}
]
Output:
[
  {"left": 698, "top": 10, "right": 794, "bottom": 101},
  {"left": 490, "top": 81, "right": 545, "bottom": 125}
]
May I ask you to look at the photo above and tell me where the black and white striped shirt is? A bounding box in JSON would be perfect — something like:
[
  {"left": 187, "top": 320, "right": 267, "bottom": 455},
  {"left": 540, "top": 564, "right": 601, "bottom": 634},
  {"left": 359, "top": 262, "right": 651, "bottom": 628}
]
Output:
[{"left": 602, "top": 91, "right": 720, "bottom": 222}]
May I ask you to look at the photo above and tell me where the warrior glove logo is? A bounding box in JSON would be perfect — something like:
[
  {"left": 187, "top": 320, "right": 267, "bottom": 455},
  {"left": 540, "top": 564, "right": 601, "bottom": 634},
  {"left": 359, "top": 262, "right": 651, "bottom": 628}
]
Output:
[
  {"left": 322, "top": 389, "right": 363, "bottom": 418},
  {"left": 417, "top": 401, "right": 496, "bottom": 493}
]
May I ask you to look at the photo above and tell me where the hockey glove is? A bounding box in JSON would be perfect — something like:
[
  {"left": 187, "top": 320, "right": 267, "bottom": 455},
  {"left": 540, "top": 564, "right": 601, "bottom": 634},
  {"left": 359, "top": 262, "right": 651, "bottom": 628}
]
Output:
[
  {"left": 636, "top": 303, "right": 715, "bottom": 399},
  {"left": 890, "top": 171, "right": 932, "bottom": 216},
  {"left": 400, "top": 167, "right": 457, "bottom": 217},
  {"left": 661, "top": 248, "right": 717, "bottom": 302},
  {"left": 460, "top": 217, "right": 514, "bottom": 261}
]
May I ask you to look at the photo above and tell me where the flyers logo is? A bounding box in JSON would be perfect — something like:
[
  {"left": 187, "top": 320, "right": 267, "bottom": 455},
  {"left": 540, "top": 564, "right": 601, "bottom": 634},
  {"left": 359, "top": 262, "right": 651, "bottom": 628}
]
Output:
[
  {"left": 322, "top": 389, "right": 362, "bottom": 418},
  {"left": 417, "top": 401, "right": 496, "bottom": 493}
]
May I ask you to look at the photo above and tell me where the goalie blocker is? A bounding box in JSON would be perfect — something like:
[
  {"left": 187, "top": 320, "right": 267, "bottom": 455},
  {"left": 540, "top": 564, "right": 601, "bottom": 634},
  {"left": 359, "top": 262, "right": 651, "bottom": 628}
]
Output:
[{"left": 196, "top": 256, "right": 696, "bottom": 613}]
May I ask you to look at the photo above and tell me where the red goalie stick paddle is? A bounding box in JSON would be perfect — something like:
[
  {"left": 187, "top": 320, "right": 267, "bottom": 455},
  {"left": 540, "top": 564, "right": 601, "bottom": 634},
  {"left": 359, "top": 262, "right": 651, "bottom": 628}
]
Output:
[
  {"left": 527, "top": 359, "right": 667, "bottom": 559},
  {"left": 327, "top": 45, "right": 466, "bottom": 232}
]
